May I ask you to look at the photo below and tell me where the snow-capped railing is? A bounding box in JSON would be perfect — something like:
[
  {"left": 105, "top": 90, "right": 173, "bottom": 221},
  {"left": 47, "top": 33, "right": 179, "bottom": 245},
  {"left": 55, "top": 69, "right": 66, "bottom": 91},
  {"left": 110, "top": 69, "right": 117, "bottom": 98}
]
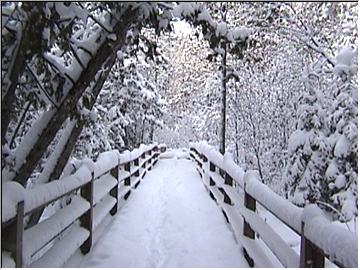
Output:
[
  {"left": 1, "top": 144, "right": 166, "bottom": 267},
  {"left": 189, "top": 142, "right": 357, "bottom": 268}
]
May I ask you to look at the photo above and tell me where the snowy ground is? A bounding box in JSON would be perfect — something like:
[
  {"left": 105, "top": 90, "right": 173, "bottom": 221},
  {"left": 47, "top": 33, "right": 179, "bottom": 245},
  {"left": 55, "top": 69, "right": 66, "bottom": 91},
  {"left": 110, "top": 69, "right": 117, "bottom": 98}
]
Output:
[{"left": 80, "top": 156, "right": 248, "bottom": 267}]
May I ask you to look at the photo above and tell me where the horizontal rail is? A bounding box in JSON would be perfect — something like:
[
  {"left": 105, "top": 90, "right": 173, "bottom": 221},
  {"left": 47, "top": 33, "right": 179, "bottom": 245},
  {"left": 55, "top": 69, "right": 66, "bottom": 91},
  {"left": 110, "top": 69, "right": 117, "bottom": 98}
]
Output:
[
  {"left": 189, "top": 142, "right": 357, "bottom": 268},
  {"left": 2, "top": 143, "right": 166, "bottom": 267}
]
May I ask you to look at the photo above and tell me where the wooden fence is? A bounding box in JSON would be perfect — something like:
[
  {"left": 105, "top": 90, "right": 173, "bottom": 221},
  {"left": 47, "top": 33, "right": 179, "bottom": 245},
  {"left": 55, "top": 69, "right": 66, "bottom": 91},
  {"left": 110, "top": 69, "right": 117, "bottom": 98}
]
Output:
[
  {"left": 189, "top": 143, "right": 357, "bottom": 268},
  {"left": 1, "top": 144, "right": 166, "bottom": 267}
]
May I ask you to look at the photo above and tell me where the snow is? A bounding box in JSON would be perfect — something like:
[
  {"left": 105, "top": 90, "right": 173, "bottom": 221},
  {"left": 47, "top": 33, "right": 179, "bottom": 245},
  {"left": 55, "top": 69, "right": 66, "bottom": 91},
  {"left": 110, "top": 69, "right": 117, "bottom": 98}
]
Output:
[
  {"left": 2, "top": 181, "right": 25, "bottom": 223},
  {"left": 30, "top": 224, "right": 89, "bottom": 268},
  {"left": 301, "top": 204, "right": 358, "bottom": 268},
  {"left": 334, "top": 174, "right": 346, "bottom": 189},
  {"left": 35, "top": 119, "right": 76, "bottom": 185},
  {"left": 288, "top": 129, "right": 307, "bottom": 153},
  {"left": 191, "top": 141, "right": 357, "bottom": 267},
  {"left": 158, "top": 18, "right": 169, "bottom": 30},
  {"left": 93, "top": 195, "right": 116, "bottom": 230},
  {"left": 93, "top": 174, "right": 117, "bottom": 205},
  {"left": 118, "top": 144, "right": 157, "bottom": 164},
  {"left": 197, "top": 9, "right": 214, "bottom": 26},
  {"left": 1, "top": 251, "right": 15, "bottom": 268},
  {"left": 93, "top": 150, "right": 120, "bottom": 178},
  {"left": 80, "top": 158, "right": 248, "bottom": 267},
  {"left": 236, "top": 203, "right": 299, "bottom": 267},
  {"left": 116, "top": 51, "right": 124, "bottom": 60},
  {"left": 107, "top": 33, "right": 117, "bottom": 41},
  {"left": 223, "top": 152, "right": 245, "bottom": 187},
  {"left": 334, "top": 46, "right": 357, "bottom": 75},
  {"left": 216, "top": 22, "right": 227, "bottom": 37},
  {"left": 24, "top": 164, "right": 92, "bottom": 214},
  {"left": 325, "top": 160, "right": 339, "bottom": 179},
  {"left": 2, "top": 109, "right": 55, "bottom": 183},
  {"left": 172, "top": 3, "right": 195, "bottom": 18},
  {"left": 231, "top": 26, "right": 251, "bottom": 41},
  {"left": 334, "top": 134, "right": 349, "bottom": 158},
  {"left": 23, "top": 196, "right": 90, "bottom": 266},
  {"left": 3, "top": 143, "right": 357, "bottom": 267},
  {"left": 244, "top": 170, "right": 303, "bottom": 233},
  {"left": 159, "top": 148, "right": 188, "bottom": 159},
  {"left": 214, "top": 47, "right": 225, "bottom": 55}
]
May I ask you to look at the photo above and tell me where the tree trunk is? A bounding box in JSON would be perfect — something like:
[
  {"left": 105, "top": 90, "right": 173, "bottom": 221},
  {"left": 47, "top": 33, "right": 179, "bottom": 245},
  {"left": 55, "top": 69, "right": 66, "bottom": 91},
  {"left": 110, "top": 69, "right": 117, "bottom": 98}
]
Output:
[
  {"left": 235, "top": 117, "right": 240, "bottom": 163},
  {"left": 220, "top": 43, "right": 227, "bottom": 154},
  {"left": 27, "top": 49, "right": 121, "bottom": 226},
  {"left": 219, "top": 4, "right": 227, "bottom": 155},
  {"left": 11, "top": 8, "right": 137, "bottom": 187},
  {"left": 255, "top": 150, "right": 264, "bottom": 182},
  {"left": 9, "top": 97, "right": 33, "bottom": 149}
]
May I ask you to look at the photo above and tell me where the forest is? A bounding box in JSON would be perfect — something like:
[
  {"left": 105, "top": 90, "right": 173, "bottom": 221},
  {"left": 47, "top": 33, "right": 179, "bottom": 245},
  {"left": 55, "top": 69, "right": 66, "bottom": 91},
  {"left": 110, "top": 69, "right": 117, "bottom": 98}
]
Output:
[{"left": 1, "top": 1, "right": 358, "bottom": 229}]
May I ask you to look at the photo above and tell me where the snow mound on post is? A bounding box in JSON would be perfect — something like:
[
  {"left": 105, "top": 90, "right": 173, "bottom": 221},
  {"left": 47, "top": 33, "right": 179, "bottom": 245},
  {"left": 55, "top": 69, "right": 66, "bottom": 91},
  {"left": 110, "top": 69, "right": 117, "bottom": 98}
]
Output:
[
  {"left": 94, "top": 150, "right": 120, "bottom": 178},
  {"left": 24, "top": 164, "right": 93, "bottom": 214},
  {"left": 118, "top": 144, "right": 157, "bottom": 164},
  {"left": 223, "top": 152, "right": 245, "bottom": 187},
  {"left": 2, "top": 181, "right": 25, "bottom": 223}
]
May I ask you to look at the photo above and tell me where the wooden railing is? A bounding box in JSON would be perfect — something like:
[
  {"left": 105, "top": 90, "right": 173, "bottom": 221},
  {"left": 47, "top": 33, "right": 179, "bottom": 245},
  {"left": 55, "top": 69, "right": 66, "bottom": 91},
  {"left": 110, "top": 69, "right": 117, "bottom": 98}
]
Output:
[
  {"left": 189, "top": 142, "right": 357, "bottom": 268},
  {"left": 1, "top": 144, "right": 166, "bottom": 267}
]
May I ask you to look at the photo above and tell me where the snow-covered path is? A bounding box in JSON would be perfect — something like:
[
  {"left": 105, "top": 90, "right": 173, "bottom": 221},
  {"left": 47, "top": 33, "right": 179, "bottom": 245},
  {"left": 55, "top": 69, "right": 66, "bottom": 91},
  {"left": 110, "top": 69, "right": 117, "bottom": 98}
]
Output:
[{"left": 81, "top": 157, "right": 248, "bottom": 267}]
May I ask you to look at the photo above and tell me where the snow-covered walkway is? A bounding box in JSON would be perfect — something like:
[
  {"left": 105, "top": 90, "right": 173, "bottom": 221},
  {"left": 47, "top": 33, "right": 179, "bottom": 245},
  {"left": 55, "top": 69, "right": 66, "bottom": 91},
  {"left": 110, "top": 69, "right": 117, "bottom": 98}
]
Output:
[{"left": 81, "top": 157, "right": 248, "bottom": 267}]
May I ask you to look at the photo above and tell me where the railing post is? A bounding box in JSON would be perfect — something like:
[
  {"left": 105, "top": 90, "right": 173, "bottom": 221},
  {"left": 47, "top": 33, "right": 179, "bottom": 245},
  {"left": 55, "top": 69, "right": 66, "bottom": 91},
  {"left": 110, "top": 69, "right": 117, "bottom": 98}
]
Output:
[
  {"left": 243, "top": 191, "right": 256, "bottom": 239},
  {"left": 242, "top": 188, "right": 256, "bottom": 267},
  {"left": 15, "top": 201, "right": 24, "bottom": 268},
  {"left": 141, "top": 152, "right": 146, "bottom": 169},
  {"left": 153, "top": 154, "right": 159, "bottom": 166},
  {"left": 2, "top": 201, "right": 25, "bottom": 267},
  {"left": 134, "top": 158, "right": 140, "bottom": 177},
  {"left": 148, "top": 150, "right": 153, "bottom": 171},
  {"left": 225, "top": 173, "right": 233, "bottom": 186},
  {"left": 124, "top": 162, "right": 131, "bottom": 186},
  {"left": 80, "top": 172, "right": 94, "bottom": 254},
  {"left": 219, "top": 188, "right": 232, "bottom": 205},
  {"left": 160, "top": 145, "right": 166, "bottom": 153},
  {"left": 209, "top": 162, "right": 215, "bottom": 172},
  {"left": 109, "top": 164, "right": 119, "bottom": 216},
  {"left": 300, "top": 222, "right": 325, "bottom": 267}
]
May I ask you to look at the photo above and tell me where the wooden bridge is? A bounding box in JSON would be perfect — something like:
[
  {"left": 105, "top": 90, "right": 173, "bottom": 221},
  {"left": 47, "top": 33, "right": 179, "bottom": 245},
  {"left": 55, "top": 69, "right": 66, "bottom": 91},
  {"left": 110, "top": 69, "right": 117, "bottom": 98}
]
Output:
[{"left": 1, "top": 143, "right": 358, "bottom": 268}]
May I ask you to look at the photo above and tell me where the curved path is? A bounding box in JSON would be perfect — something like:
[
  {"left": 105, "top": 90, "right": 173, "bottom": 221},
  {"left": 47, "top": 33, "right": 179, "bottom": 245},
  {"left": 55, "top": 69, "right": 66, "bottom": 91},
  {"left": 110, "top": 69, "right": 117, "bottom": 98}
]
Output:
[{"left": 81, "top": 156, "right": 248, "bottom": 267}]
